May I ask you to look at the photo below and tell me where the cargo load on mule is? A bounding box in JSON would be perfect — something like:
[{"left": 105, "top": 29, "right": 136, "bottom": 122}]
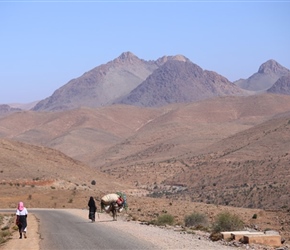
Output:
[
  {"left": 100, "top": 192, "right": 127, "bottom": 221},
  {"left": 116, "top": 191, "right": 127, "bottom": 210}
]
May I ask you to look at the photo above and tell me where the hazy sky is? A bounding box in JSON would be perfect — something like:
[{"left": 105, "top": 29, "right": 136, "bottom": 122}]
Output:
[{"left": 1, "top": 1, "right": 290, "bottom": 104}]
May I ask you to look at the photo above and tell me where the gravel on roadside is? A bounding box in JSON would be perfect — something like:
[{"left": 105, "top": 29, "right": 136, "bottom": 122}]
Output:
[
  {"left": 67, "top": 209, "right": 280, "bottom": 250},
  {"left": 1, "top": 209, "right": 284, "bottom": 250}
]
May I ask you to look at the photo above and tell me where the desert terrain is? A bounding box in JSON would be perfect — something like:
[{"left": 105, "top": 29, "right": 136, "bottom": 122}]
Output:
[{"left": 1, "top": 93, "right": 290, "bottom": 248}]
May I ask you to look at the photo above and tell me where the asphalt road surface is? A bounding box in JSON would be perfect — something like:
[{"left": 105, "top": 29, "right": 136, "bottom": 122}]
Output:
[{"left": 1, "top": 209, "right": 156, "bottom": 250}]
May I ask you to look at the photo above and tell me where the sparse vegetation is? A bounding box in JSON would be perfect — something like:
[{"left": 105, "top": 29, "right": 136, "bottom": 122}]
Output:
[
  {"left": 252, "top": 213, "right": 258, "bottom": 219},
  {"left": 151, "top": 214, "right": 175, "bottom": 226},
  {"left": 1, "top": 94, "right": 290, "bottom": 244},
  {"left": 0, "top": 214, "right": 15, "bottom": 245},
  {"left": 212, "top": 212, "right": 244, "bottom": 233},
  {"left": 184, "top": 212, "right": 208, "bottom": 228}
]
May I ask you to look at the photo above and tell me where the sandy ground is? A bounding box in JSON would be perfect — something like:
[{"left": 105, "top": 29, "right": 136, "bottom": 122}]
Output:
[
  {"left": 1, "top": 209, "right": 280, "bottom": 250},
  {"left": 1, "top": 213, "right": 40, "bottom": 250}
]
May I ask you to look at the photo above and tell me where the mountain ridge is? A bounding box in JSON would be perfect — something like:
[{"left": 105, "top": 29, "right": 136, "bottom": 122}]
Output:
[
  {"left": 234, "top": 59, "right": 290, "bottom": 91},
  {"left": 28, "top": 52, "right": 289, "bottom": 112},
  {"left": 1, "top": 52, "right": 290, "bottom": 116}
]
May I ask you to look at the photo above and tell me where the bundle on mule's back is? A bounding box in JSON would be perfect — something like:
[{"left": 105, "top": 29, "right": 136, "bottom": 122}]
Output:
[{"left": 101, "top": 193, "right": 120, "bottom": 205}]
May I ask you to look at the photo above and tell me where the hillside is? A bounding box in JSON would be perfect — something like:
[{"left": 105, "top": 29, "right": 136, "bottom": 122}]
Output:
[
  {"left": 0, "top": 104, "right": 22, "bottom": 118},
  {"left": 96, "top": 103, "right": 290, "bottom": 209},
  {"left": 267, "top": 74, "right": 290, "bottom": 95},
  {"left": 2, "top": 94, "right": 290, "bottom": 169},
  {"left": 1, "top": 94, "right": 290, "bottom": 210},
  {"left": 0, "top": 138, "right": 128, "bottom": 208},
  {"left": 2, "top": 95, "right": 290, "bottom": 242},
  {"left": 235, "top": 59, "right": 290, "bottom": 91},
  {"left": 163, "top": 112, "right": 290, "bottom": 209},
  {"left": 1, "top": 138, "right": 290, "bottom": 244},
  {"left": 116, "top": 60, "right": 248, "bottom": 107},
  {"left": 96, "top": 94, "right": 290, "bottom": 170}
]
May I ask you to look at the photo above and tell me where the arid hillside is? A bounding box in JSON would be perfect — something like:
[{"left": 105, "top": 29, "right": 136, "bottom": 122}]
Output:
[
  {"left": 1, "top": 138, "right": 290, "bottom": 244},
  {"left": 1, "top": 94, "right": 290, "bottom": 169},
  {"left": 98, "top": 93, "right": 290, "bottom": 169},
  {"left": 1, "top": 94, "right": 290, "bottom": 242},
  {"left": 97, "top": 107, "right": 290, "bottom": 210},
  {"left": 0, "top": 138, "right": 127, "bottom": 209},
  {"left": 165, "top": 112, "right": 290, "bottom": 207}
]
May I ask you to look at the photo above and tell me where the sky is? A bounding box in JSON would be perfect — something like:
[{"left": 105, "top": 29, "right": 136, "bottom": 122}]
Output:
[{"left": 1, "top": 1, "right": 290, "bottom": 104}]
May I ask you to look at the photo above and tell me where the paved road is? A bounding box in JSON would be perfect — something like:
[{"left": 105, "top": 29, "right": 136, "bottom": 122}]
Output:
[{"left": 1, "top": 209, "right": 156, "bottom": 250}]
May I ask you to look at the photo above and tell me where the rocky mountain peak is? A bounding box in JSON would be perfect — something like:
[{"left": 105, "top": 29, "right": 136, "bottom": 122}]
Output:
[
  {"left": 258, "top": 59, "right": 287, "bottom": 74},
  {"left": 113, "top": 51, "right": 140, "bottom": 64},
  {"left": 155, "top": 54, "right": 190, "bottom": 66}
]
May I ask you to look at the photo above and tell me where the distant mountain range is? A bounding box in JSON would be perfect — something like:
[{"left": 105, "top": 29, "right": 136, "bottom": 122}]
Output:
[
  {"left": 0, "top": 104, "right": 22, "bottom": 117},
  {"left": 2, "top": 52, "right": 290, "bottom": 114},
  {"left": 234, "top": 59, "right": 290, "bottom": 91}
]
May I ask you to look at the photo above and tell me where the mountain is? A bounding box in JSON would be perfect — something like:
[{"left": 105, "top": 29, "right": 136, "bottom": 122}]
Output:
[
  {"left": 9, "top": 101, "right": 39, "bottom": 110},
  {"left": 32, "top": 52, "right": 252, "bottom": 111},
  {"left": 267, "top": 74, "right": 290, "bottom": 94},
  {"left": 115, "top": 60, "right": 249, "bottom": 107},
  {"left": 0, "top": 104, "right": 22, "bottom": 117},
  {"left": 0, "top": 102, "right": 38, "bottom": 118},
  {"left": 33, "top": 53, "right": 191, "bottom": 112},
  {"left": 234, "top": 59, "right": 290, "bottom": 91},
  {"left": 32, "top": 52, "right": 159, "bottom": 111}
]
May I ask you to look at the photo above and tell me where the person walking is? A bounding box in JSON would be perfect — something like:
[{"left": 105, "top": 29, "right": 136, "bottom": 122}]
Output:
[
  {"left": 15, "top": 201, "right": 28, "bottom": 239},
  {"left": 88, "top": 196, "right": 97, "bottom": 222}
]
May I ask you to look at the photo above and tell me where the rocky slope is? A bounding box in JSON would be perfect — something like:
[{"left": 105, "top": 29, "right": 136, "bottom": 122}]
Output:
[
  {"left": 235, "top": 59, "right": 290, "bottom": 91},
  {"left": 32, "top": 52, "right": 252, "bottom": 111},
  {"left": 267, "top": 74, "right": 290, "bottom": 95},
  {"left": 116, "top": 60, "right": 248, "bottom": 107}
]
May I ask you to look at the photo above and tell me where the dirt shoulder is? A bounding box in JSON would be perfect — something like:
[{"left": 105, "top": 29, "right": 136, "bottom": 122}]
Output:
[
  {"left": 1, "top": 213, "right": 40, "bottom": 250},
  {"left": 1, "top": 209, "right": 281, "bottom": 250}
]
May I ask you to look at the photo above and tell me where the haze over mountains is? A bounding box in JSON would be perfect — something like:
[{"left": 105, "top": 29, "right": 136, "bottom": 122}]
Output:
[
  {"left": 1, "top": 51, "right": 290, "bottom": 213},
  {"left": 2, "top": 52, "right": 288, "bottom": 112}
]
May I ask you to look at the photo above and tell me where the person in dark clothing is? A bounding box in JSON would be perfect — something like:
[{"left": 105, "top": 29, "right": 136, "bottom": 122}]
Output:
[
  {"left": 88, "top": 197, "right": 97, "bottom": 222},
  {"left": 15, "top": 201, "right": 28, "bottom": 239}
]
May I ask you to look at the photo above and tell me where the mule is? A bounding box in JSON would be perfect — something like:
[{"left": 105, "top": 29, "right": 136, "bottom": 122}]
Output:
[{"left": 102, "top": 201, "right": 120, "bottom": 221}]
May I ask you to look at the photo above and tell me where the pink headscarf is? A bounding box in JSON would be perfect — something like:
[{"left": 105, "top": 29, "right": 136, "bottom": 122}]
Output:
[{"left": 18, "top": 202, "right": 24, "bottom": 211}]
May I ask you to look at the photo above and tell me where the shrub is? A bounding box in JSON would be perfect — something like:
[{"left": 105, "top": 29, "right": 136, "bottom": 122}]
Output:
[
  {"left": 212, "top": 212, "right": 244, "bottom": 233},
  {"left": 184, "top": 212, "right": 208, "bottom": 228},
  {"left": 155, "top": 214, "right": 175, "bottom": 226},
  {"left": 0, "top": 215, "right": 13, "bottom": 245},
  {"left": 91, "top": 180, "right": 96, "bottom": 185},
  {"left": 252, "top": 214, "right": 257, "bottom": 219}
]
